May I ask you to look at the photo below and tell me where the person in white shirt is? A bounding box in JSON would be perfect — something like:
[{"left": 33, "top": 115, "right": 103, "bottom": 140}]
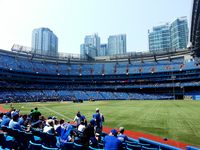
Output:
[
  {"left": 73, "top": 111, "right": 82, "bottom": 127},
  {"left": 78, "top": 121, "right": 86, "bottom": 132}
]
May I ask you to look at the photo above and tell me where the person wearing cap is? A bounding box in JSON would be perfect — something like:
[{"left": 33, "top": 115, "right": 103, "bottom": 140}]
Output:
[
  {"left": 104, "top": 129, "right": 122, "bottom": 150},
  {"left": 92, "top": 108, "right": 105, "bottom": 134},
  {"left": 117, "top": 127, "right": 128, "bottom": 142},
  {"left": 8, "top": 112, "right": 22, "bottom": 130},
  {"left": 82, "top": 119, "right": 96, "bottom": 146},
  {"left": 73, "top": 111, "right": 82, "bottom": 127}
]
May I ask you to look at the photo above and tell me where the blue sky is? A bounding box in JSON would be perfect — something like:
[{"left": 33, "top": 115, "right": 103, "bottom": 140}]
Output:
[{"left": 0, "top": 0, "right": 192, "bottom": 54}]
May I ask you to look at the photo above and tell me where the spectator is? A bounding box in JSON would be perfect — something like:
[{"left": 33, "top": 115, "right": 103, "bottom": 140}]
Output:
[
  {"left": 43, "top": 119, "right": 55, "bottom": 134},
  {"left": 54, "top": 119, "right": 59, "bottom": 130},
  {"left": 31, "top": 107, "right": 41, "bottom": 122},
  {"left": 78, "top": 121, "right": 86, "bottom": 132},
  {"left": 58, "top": 122, "right": 74, "bottom": 144},
  {"left": 117, "top": 127, "right": 128, "bottom": 142},
  {"left": 104, "top": 129, "right": 122, "bottom": 150},
  {"left": 73, "top": 111, "right": 82, "bottom": 127},
  {"left": 1, "top": 112, "right": 11, "bottom": 127},
  {"left": 93, "top": 108, "right": 104, "bottom": 134},
  {"left": 55, "top": 119, "right": 65, "bottom": 136},
  {"left": 31, "top": 120, "right": 43, "bottom": 130},
  {"left": 0, "top": 112, "right": 3, "bottom": 124},
  {"left": 80, "top": 114, "right": 87, "bottom": 126},
  {"left": 18, "top": 114, "right": 27, "bottom": 126},
  {"left": 9, "top": 112, "right": 22, "bottom": 131},
  {"left": 82, "top": 119, "right": 96, "bottom": 146}
]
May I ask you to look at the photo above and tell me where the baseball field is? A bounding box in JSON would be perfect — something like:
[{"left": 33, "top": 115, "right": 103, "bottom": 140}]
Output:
[{"left": 2, "top": 100, "right": 200, "bottom": 147}]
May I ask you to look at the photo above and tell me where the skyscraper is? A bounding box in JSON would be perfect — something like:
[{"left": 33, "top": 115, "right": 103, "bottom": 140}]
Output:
[
  {"left": 99, "top": 44, "right": 108, "bottom": 56},
  {"left": 107, "top": 34, "right": 126, "bottom": 55},
  {"left": 32, "top": 27, "right": 58, "bottom": 56},
  {"left": 148, "top": 17, "right": 188, "bottom": 53},
  {"left": 80, "top": 34, "right": 100, "bottom": 58},
  {"left": 148, "top": 24, "right": 171, "bottom": 52},
  {"left": 170, "top": 16, "right": 188, "bottom": 50}
]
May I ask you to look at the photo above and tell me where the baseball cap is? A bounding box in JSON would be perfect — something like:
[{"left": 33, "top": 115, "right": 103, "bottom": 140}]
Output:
[
  {"left": 110, "top": 129, "right": 118, "bottom": 136},
  {"left": 119, "top": 127, "right": 124, "bottom": 132},
  {"left": 96, "top": 108, "right": 99, "bottom": 111},
  {"left": 12, "top": 112, "right": 19, "bottom": 118},
  {"left": 90, "top": 119, "right": 96, "bottom": 125}
]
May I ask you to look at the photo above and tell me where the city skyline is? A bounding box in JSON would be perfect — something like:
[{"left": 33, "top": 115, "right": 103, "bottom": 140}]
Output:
[{"left": 0, "top": 0, "right": 192, "bottom": 54}]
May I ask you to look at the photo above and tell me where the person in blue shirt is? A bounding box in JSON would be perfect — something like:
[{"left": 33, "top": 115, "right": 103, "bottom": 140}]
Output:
[
  {"left": 92, "top": 108, "right": 104, "bottom": 134},
  {"left": 117, "top": 127, "right": 128, "bottom": 142},
  {"left": 18, "top": 114, "right": 27, "bottom": 126},
  {"left": 80, "top": 114, "right": 87, "bottom": 126},
  {"left": 1, "top": 112, "right": 11, "bottom": 127},
  {"left": 104, "top": 129, "right": 122, "bottom": 150},
  {"left": 58, "top": 122, "right": 73, "bottom": 143}
]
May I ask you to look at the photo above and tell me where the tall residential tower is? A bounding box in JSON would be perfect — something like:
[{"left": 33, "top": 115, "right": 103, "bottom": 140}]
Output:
[
  {"left": 80, "top": 34, "right": 100, "bottom": 59},
  {"left": 107, "top": 34, "right": 126, "bottom": 55},
  {"left": 32, "top": 27, "right": 58, "bottom": 56},
  {"left": 148, "top": 17, "right": 188, "bottom": 53},
  {"left": 170, "top": 16, "right": 189, "bottom": 50}
]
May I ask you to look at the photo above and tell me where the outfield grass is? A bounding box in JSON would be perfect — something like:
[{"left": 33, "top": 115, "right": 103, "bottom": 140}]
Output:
[{"left": 3, "top": 100, "right": 200, "bottom": 147}]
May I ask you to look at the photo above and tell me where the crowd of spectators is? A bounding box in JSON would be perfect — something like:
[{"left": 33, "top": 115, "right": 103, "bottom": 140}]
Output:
[{"left": 0, "top": 106, "right": 129, "bottom": 150}]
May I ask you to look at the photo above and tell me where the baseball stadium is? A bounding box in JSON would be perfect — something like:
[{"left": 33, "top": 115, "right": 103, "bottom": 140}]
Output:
[{"left": 0, "top": 0, "right": 200, "bottom": 150}]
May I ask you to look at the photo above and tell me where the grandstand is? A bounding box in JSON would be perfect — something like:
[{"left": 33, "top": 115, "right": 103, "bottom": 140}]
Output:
[
  {"left": 0, "top": 0, "right": 200, "bottom": 150},
  {"left": 0, "top": 42, "right": 199, "bottom": 102}
]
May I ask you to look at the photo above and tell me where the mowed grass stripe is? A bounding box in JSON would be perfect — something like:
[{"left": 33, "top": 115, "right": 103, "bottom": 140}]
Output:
[{"left": 4, "top": 100, "right": 200, "bottom": 147}]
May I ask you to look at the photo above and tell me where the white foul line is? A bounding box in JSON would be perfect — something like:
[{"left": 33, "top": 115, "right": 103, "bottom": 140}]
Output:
[{"left": 42, "top": 106, "right": 73, "bottom": 121}]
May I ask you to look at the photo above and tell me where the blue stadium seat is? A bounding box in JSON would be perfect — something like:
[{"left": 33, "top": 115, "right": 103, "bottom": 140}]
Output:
[
  {"left": 45, "top": 133, "right": 57, "bottom": 147},
  {"left": 29, "top": 140, "right": 42, "bottom": 150},
  {"left": 73, "top": 142, "right": 87, "bottom": 150},
  {"left": 127, "top": 143, "right": 142, "bottom": 150},
  {"left": 41, "top": 145, "right": 59, "bottom": 150},
  {"left": 142, "top": 146, "right": 159, "bottom": 150},
  {"left": 60, "top": 141, "right": 74, "bottom": 150},
  {"left": 89, "top": 146, "right": 104, "bottom": 150}
]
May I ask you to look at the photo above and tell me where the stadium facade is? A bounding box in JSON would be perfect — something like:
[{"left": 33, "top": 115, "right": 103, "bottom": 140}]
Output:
[{"left": 0, "top": 0, "right": 200, "bottom": 102}]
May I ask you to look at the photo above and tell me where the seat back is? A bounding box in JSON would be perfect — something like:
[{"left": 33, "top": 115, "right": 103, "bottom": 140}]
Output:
[
  {"left": 127, "top": 143, "right": 142, "bottom": 150},
  {"left": 29, "top": 140, "right": 42, "bottom": 150},
  {"left": 74, "top": 142, "right": 87, "bottom": 150},
  {"left": 60, "top": 141, "right": 73, "bottom": 150},
  {"left": 41, "top": 145, "right": 59, "bottom": 150},
  {"left": 89, "top": 146, "right": 104, "bottom": 150},
  {"left": 1, "top": 126, "right": 8, "bottom": 133},
  {"left": 45, "top": 133, "right": 57, "bottom": 147}
]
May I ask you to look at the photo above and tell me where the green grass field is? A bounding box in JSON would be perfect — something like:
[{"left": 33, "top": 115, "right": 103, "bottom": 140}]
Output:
[{"left": 3, "top": 100, "right": 200, "bottom": 147}]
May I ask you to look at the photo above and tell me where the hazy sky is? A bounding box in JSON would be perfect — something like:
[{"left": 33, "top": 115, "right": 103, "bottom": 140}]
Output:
[{"left": 0, "top": 0, "right": 192, "bottom": 54}]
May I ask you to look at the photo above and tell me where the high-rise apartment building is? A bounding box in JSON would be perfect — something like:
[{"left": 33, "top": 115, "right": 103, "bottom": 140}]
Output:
[
  {"left": 99, "top": 44, "right": 107, "bottom": 56},
  {"left": 148, "top": 24, "right": 171, "bottom": 52},
  {"left": 170, "top": 16, "right": 189, "bottom": 50},
  {"left": 32, "top": 27, "right": 58, "bottom": 56},
  {"left": 80, "top": 34, "right": 100, "bottom": 58},
  {"left": 149, "top": 17, "right": 188, "bottom": 52},
  {"left": 107, "top": 34, "right": 126, "bottom": 55}
]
